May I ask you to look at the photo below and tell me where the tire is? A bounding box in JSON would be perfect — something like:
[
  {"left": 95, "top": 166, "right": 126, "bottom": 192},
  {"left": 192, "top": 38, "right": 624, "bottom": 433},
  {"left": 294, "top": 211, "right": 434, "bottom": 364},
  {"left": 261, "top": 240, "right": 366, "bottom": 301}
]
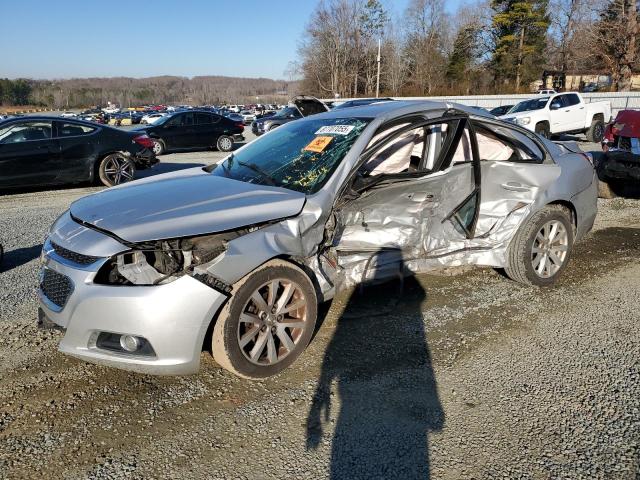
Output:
[
  {"left": 152, "top": 138, "right": 165, "bottom": 156},
  {"left": 505, "top": 205, "right": 574, "bottom": 286},
  {"left": 598, "top": 179, "right": 617, "bottom": 199},
  {"left": 534, "top": 122, "right": 550, "bottom": 139},
  {"left": 216, "top": 135, "right": 234, "bottom": 152},
  {"left": 268, "top": 124, "right": 280, "bottom": 132},
  {"left": 212, "top": 259, "right": 318, "bottom": 379},
  {"left": 97, "top": 153, "right": 136, "bottom": 187},
  {"left": 0, "top": 243, "right": 3, "bottom": 265},
  {"left": 586, "top": 119, "right": 605, "bottom": 143}
]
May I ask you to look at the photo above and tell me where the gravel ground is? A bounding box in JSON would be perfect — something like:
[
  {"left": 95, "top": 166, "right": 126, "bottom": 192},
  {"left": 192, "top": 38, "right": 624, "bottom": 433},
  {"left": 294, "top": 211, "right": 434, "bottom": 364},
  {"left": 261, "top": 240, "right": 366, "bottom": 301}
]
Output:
[{"left": 0, "top": 137, "right": 639, "bottom": 479}]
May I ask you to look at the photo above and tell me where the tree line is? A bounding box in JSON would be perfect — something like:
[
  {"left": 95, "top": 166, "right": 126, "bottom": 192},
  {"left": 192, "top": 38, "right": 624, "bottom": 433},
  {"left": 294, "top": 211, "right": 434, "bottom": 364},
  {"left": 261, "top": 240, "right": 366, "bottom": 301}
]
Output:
[
  {"left": 0, "top": 76, "right": 298, "bottom": 109},
  {"left": 295, "top": 0, "right": 640, "bottom": 97}
]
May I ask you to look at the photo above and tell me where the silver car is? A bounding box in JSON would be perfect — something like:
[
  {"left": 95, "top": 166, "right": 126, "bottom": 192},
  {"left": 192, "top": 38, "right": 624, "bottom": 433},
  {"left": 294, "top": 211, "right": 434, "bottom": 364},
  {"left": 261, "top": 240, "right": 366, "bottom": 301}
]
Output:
[{"left": 38, "top": 101, "right": 597, "bottom": 378}]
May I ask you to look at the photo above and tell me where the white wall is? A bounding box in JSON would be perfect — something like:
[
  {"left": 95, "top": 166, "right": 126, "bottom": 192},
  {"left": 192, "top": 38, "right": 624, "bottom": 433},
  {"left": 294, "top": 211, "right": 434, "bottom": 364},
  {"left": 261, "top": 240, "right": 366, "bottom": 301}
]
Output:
[{"left": 326, "top": 92, "right": 640, "bottom": 117}]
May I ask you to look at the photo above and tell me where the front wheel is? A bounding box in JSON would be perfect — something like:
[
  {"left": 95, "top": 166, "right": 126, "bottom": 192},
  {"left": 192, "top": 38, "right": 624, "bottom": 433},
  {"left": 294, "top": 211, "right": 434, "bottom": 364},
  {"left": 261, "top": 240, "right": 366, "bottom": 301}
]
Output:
[
  {"left": 505, "top": 205, "right": 574, "bottom": 286},
  {"left": 152, "top": 138, "right": 165, "bottom": 156},
  {"left": 216, "top": 135, "right": 234, "bottom": 152},
  {"left": 98, "top": 153, "right": 136, "bottom": 187},
  {"left": 212, "top": 259, "right": 317, "bottom": 379}
]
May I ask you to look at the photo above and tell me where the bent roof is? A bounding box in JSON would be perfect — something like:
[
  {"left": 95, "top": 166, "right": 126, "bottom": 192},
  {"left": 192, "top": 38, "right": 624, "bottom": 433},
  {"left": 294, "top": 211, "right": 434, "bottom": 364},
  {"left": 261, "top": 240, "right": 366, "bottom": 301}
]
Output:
[{"left": 315, "top": 100, "right": 495, "bottom": 120}]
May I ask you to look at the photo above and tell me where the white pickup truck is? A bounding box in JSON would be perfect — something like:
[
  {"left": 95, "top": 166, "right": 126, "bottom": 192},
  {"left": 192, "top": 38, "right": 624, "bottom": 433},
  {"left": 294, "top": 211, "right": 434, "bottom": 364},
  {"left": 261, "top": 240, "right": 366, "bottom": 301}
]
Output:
[{"left": 499, "top": 92, "right": 611, "bottom": 142}]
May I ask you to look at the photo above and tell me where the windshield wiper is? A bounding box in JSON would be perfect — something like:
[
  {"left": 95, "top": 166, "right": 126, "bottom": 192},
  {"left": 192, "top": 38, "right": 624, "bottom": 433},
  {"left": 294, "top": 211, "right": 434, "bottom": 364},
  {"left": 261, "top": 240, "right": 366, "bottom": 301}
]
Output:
[{"left": 237, "top": 160, "right": 278, "bottom": 186}]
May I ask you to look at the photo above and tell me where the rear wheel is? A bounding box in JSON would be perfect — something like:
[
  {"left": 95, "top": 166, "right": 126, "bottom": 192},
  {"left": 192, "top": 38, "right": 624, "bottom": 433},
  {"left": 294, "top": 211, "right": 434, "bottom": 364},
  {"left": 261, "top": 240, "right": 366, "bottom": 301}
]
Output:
[
  {"left": 212, "top": 260, "right": 317, "bottom": 379},
  {"left": 216, "top": 135, "right": 234, "bottom": 152},
  {"left": 535, "top": 122, "right": 550, "bottom": 139},
  {"left": 98, "top": 153, "right": 136, "bottom": 187},
  {"left": 505, "top": 205, "right": 574, "bottom": 286},
  {"left": 586, "top": 119, "right": 605, "bottom": 143}
]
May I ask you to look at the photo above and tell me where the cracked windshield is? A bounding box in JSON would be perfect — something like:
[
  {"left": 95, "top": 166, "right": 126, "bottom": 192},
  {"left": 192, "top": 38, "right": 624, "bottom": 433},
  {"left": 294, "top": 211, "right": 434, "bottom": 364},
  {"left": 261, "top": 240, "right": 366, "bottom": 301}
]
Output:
[{"left": 210, "top": 117, "right": 369, "bottom": 193}]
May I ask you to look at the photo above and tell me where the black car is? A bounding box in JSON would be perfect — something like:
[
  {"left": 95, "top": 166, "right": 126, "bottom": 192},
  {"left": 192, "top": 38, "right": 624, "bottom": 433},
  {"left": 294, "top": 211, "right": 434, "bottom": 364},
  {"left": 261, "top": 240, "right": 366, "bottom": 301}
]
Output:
[
  {"left": 251, "top": 96, "right": 328, "bottom": 136},
  {"left": 0, "top": 116, "right": 157, "bottom": 189},
  {"left": 138, "top": 110, "right": 245, "bottom": 155},
  {"left": 489, "top": 105, "right": 514, "bottom": 116}
]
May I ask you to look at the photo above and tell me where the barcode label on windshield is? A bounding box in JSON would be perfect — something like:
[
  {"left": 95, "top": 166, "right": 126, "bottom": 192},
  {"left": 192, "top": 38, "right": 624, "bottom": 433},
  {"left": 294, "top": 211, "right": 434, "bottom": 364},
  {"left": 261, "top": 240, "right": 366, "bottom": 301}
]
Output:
[{"left": 315, "top": 125, "right": 355, "bottom": 136}]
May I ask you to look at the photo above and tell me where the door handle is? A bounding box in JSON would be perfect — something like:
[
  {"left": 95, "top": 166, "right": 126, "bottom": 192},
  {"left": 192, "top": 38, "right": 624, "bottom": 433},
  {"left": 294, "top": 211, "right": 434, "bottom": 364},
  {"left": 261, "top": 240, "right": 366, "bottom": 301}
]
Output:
[
  {"left": 501, "top": 182, "right": 532, "bottom": 192},
  {"left": 406, "top": 192, "right": 435, "bottom": 202}
]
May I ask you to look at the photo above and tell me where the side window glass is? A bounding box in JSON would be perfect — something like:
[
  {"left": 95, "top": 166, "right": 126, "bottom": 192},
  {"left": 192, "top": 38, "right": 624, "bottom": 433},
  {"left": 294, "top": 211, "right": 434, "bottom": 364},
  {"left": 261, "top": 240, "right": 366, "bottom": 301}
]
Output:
[
  {"left": 167, "top": 114, "right": 183, "bottom": 127},
  {"left": 450, "top": 190, "right": 479, "bottom": 238},
  {"left": 567, "top": 94, "right": 580, "bottom": 106},
  {"left": 58, "top": 123, "right": 95, "bottom": 137},
  {"left": 184, "top": 113, "right": 194, "bottom": 126},
  {"left": 196, "top": 113, "right": 211, "bottom": 125},
  {"left": 0, "top": 121, "right": 52, "bottom": 144}
]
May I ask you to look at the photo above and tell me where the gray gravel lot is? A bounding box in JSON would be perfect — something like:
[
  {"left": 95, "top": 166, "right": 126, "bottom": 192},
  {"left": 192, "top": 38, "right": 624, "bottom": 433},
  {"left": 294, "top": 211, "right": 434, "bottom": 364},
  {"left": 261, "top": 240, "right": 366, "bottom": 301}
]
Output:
[{"left": 0, "top": 135, "right": 639, "bottom": 479}]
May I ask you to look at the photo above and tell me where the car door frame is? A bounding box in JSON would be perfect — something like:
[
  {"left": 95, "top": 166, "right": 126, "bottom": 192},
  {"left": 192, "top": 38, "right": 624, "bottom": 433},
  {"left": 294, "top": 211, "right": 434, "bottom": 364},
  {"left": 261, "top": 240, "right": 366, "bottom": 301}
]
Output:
[
  {"left": 328, "top": 112, "right": 483, "bottom": 284},
  {"left": 0, "top": 119, "right": 60, "bottom": 188}
]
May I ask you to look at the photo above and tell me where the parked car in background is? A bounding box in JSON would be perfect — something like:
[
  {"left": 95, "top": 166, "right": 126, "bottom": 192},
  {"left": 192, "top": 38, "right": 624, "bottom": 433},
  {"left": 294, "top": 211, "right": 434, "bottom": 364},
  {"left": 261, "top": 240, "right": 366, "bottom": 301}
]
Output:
[
  {"left": 60, "top": 112, "right": 77, "bottom": 118},
  {"left": 536, "top": 89, "right": 557, "bottom": 95},
  {"left": 141, "top": 113, "right": 166, "bottom": 125},
  {"left": 489, "top": 105, "right": 514, "bottom": 116},
  {"left": 0, "top": 116, "right": 157, "bottom": 188},
  {"left": 224, "top": 112, "right": 244, "bottom": 123},
  {"left": 137, "top": 110, "right": 244, "bottom": 154},
  {"left": 597, "top": 109, "right": 640, "bottom": 197},
  {"left": 252, "top": 96, "right": 328, "bottom": 136},
  {"left": 39, "top": 101, "right": 597, "bottom": 378},
  {"left": 500, "top": 92, "right": 611, "bottom": 142},
  {"left": 582, "top": 83, "right": 599, "bottom": 93},
  {"left": 332, "top": 97, "right": 394, "bottom": 110},
  {"left": 240, "top": 110, "right": 256, "bottom": 125}
]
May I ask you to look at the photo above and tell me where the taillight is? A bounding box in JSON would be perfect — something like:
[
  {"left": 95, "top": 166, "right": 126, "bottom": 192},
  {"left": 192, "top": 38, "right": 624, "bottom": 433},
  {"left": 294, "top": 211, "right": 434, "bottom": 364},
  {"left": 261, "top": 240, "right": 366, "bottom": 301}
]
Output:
[
  {"left": 132, "top": 134, "right": 154, "bottom": 149},
  {"left": 235, "top": 122, "right": 244, "bottom": 132}
]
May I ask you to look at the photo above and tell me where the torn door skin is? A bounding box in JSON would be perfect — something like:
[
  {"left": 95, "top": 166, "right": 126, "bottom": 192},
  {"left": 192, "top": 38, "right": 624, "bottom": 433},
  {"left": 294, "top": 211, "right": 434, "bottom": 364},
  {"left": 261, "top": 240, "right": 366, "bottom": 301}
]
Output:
[{"left": 192, "top": 106, "right": 540, "bottom": 300}]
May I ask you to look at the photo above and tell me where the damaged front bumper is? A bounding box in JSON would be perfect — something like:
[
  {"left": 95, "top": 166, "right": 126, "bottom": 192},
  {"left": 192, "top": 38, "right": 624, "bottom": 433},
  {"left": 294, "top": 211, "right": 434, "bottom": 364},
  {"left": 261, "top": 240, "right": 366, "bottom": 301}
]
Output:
[{"left": 38, "top": 236, "right": 228, "bottom": 375}]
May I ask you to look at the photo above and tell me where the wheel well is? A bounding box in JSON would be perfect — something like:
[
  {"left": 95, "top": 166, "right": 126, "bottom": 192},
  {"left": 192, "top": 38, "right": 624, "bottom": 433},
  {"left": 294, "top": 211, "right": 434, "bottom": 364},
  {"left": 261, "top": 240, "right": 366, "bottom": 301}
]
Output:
[
  {"left": 592, "top": 113, "right": 604, "bottom": 123},
  {"left": 548, "top": 200, "right": 577, "bottom": 229},
  {"left": 536, "top": 121, "right": 550, "bottom": 129},
  {"left": 200, "top": 255, "right": 323, "bottom": 354}
]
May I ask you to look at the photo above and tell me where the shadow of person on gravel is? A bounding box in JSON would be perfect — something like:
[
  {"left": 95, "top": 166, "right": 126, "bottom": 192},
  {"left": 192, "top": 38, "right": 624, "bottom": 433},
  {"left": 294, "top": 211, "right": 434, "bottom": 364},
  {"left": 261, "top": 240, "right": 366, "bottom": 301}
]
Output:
[
  {"left": 0, "top": 244, "right": 42, "bottom": 273},
  {"left": 306, "top": 254, "right": 444, "bottom": 479}
]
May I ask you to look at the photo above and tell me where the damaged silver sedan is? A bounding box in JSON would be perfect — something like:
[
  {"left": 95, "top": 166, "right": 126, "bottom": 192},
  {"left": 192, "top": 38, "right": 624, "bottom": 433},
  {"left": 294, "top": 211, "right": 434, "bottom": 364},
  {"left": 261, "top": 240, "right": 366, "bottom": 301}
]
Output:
[{"left": 38, "top": 101, "right": 597, "bottom": 378}]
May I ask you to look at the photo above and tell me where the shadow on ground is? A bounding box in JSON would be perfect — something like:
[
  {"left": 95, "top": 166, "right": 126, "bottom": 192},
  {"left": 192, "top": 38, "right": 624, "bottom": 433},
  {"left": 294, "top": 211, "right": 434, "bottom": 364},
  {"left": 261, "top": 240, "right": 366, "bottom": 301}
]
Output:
[
  {"left": 0, "top": 244, "right": 43, "bottom": 273},
  {"left": 307, "top": 260, "right": 444, "bottom": 479}
]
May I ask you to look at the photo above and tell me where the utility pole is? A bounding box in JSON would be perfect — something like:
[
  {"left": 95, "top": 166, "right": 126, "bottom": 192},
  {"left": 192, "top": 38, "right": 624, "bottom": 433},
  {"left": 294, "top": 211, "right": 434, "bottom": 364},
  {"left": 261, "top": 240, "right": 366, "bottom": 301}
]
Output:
[{"left": 375, "top": 38, "right": 381, "bottom": 98}]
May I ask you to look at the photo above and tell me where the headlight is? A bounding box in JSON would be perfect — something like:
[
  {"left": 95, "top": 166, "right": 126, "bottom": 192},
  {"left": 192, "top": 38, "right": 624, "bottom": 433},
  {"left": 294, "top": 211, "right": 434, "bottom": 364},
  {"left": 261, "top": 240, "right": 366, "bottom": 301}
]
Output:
[{"left": 515, "top": 117, "right": 531, "bottom": 125}]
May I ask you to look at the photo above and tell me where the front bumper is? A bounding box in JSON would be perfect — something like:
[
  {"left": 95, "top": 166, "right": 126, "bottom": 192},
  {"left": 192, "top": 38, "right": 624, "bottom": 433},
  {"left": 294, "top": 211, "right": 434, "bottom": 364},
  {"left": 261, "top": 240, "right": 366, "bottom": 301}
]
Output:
[{"left": 38, "top": 241, "right": 227, "bottom": 375}]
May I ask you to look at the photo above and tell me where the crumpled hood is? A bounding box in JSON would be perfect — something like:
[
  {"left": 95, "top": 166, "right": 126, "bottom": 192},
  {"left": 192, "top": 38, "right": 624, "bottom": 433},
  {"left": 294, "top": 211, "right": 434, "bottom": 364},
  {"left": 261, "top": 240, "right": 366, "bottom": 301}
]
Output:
[{"left": 70, "top": 168, "right": 306, "bottom": 243}]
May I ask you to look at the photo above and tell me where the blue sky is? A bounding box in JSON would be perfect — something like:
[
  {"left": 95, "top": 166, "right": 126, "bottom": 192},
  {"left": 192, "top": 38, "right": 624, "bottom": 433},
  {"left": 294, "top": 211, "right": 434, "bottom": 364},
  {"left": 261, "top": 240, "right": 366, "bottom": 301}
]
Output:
[{"left": 0, "top": 0, "right": 464, "bottom": 80}]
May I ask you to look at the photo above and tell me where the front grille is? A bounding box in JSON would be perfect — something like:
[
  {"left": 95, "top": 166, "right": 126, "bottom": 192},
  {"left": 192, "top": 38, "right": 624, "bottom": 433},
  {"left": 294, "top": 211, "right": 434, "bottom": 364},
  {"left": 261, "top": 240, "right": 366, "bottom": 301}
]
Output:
[
  {"left": 40, "top": 269, "right": 74, "bottom": 310},
  {"left": 51, "top": 241, "right": 100, "bottom": 265}
]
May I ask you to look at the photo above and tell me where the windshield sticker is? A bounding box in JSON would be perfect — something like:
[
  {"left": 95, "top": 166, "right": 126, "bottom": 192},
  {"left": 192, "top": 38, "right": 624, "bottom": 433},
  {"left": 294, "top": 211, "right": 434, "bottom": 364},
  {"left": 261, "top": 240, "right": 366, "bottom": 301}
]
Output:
[
  {"left": 315, "top": 125, "right": 355, "bottom": 136},
  {"left": 304, "top": 136, "right": 333, "bottom": 153}
]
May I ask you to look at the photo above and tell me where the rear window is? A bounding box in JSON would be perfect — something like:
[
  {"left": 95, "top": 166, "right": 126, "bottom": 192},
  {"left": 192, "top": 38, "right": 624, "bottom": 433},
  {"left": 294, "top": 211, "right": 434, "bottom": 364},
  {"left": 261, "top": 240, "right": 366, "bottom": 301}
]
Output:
[{"left": 57, "top": 123, "right": 95, "bottom": 137}]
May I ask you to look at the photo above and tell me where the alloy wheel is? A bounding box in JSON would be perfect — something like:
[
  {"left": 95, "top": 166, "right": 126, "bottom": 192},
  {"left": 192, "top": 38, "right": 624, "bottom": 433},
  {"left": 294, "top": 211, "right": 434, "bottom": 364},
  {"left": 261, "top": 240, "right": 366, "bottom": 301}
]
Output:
[
  {"left": 237, "top": 278, "right": 308, "bottom": 366},
  {"left": 103, "top": 155, "right": 134, "bottom": 185},
  {"left": 219, "top": 137, "right": 233, "bottom": 151},
  {"left": 152, "top": 140, "right": 163, "bottom": 155},
  {"left": 531, "top": 220, "right": 569, "bottom": 278}
]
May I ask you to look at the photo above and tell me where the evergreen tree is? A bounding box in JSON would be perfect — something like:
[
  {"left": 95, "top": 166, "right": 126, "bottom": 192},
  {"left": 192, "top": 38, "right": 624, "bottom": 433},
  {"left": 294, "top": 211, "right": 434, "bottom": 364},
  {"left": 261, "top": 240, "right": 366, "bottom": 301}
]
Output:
[
  {"left": 491, "top": 0, "right": 549, "bottom": 91},
  {"left": 446, "top": 25, "right": 480, "bottom": 91}
]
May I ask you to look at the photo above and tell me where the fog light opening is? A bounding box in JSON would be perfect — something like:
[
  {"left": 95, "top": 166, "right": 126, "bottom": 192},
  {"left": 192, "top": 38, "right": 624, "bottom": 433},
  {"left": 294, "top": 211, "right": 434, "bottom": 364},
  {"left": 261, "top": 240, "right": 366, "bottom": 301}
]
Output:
[{"left": 120, "top": 334, "right": 141, "bottom": 352}]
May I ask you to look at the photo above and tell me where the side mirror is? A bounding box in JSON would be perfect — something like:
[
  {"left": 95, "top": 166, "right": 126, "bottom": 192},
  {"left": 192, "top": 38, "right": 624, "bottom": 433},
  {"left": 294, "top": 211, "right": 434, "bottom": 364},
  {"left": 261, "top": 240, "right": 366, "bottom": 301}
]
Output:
[{"left": 550, "top": 102, "right": 561, "bottom": 110}]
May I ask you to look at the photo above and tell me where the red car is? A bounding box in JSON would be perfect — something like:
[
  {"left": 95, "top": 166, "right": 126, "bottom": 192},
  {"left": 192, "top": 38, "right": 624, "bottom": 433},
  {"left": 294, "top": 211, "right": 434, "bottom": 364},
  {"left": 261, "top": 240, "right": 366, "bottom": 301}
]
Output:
[{"left": 598, "top": 110, "right": 640, "bottom": 197}]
